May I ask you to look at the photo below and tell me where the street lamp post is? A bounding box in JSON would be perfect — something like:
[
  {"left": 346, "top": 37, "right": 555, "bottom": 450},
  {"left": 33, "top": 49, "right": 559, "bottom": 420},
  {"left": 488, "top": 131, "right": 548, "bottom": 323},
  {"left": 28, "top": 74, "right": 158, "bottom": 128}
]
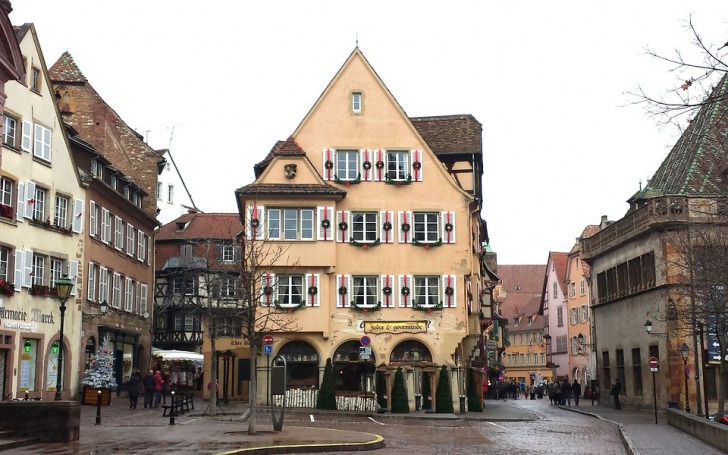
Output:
[
  {"left": 54, "top": 274, "right": 74, "bottom": 401},
  {"left": 680, "top": 343, "right": 691, "bottom": 414}
]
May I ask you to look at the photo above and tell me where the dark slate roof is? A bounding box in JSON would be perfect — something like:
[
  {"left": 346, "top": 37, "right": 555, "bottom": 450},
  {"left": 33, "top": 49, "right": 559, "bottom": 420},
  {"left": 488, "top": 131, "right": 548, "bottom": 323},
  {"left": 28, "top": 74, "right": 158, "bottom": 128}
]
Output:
[
  {"left": 13, "top": 23, "right": 31, "bottom": 43},
  {"left": 630, "top": 74, "right": 728, "bottom": 201},
  {"left": 235, "top": 183, "right": 347, "bottom": 198},
  {"left": 410, "top": 115, "right": 482, "bottom": 156},
  {"left": 254, "top": 136, "right": 307, "bottom": 177},
  {"left": 47, "top": 51, "right": 87, "bottom": 83}
]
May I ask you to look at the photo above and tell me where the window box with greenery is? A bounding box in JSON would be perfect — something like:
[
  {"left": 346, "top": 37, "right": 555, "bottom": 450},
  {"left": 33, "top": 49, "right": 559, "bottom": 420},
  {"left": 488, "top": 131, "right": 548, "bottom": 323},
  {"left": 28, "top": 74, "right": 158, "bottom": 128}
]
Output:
[
  {"left": 0, "top": 203, "right": 14, "bottom": 219},
  {"left": 30, "top": 285, "right": 57, "bottom": 296},
  {"left": 0, "top": 280, "right": 14, "bottom": 297}
]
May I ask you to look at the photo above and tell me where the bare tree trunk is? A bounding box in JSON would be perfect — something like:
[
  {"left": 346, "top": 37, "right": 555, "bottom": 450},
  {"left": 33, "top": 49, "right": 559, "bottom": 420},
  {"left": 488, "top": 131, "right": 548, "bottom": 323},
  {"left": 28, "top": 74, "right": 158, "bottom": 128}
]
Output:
[
  {"left": 209, "top": 333, "right": 217, "bottom": 416},
  {"left": 719, "top": 351, "right": 726, "bottom": 414}
]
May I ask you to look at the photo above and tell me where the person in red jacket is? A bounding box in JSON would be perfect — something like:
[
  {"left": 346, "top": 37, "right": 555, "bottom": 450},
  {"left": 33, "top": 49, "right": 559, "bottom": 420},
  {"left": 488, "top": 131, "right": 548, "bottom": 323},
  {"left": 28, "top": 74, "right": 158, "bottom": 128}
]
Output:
[
  {"left": 482, "top": 378, "right": 489, "bottom": 407},
  {"left": 153, "top": 370, "right": 163, "bottom": 408}
]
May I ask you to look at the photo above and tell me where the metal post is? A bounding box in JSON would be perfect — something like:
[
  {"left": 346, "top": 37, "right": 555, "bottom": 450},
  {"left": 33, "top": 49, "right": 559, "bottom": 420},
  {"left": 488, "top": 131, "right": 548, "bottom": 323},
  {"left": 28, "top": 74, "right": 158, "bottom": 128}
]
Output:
[
  {"left": 266, "top": 353, "right": 270, "bottom": 406},
  {"left": 683, "top": 358, "right": 691, "bottom": 413},
  {"left": 95, "top": 390, "right": 102, "bottom": 425},
  {"left": 652, "top": 370, "right": 657, "bottom": 424},
  {"left": 54, "top": 302, "right": 66, "bottom": 401},
  {"left": 169, "top": 391, "right": 176, "bottom": 425}
]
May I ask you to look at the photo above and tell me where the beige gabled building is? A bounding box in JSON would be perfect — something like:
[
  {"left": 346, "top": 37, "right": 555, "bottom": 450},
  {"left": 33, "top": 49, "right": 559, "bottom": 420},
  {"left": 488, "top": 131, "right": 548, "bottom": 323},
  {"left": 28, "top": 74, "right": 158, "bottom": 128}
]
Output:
[
  {"left": 232, "top": 48, "right": 494, "bottom": 412},
  {"left": 0, "top": 23, "right": 85, "bottom": 400}
]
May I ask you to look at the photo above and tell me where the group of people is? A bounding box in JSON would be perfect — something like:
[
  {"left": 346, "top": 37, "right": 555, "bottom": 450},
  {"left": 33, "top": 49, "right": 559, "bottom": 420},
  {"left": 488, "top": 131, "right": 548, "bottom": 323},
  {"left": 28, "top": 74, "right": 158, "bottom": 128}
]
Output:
[
  {"left": 547, "top": 378, "right": 582, "bottom": 406},
  {"left": 127, "top": 370, "right": 164, "bottom": 409}
]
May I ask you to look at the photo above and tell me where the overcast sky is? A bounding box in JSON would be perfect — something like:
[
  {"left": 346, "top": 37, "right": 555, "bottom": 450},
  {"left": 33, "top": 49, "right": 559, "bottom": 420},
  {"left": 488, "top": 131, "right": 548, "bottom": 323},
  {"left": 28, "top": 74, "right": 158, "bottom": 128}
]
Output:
[{"left": 10, "top": 1, "right": 728, "bottom": 264}]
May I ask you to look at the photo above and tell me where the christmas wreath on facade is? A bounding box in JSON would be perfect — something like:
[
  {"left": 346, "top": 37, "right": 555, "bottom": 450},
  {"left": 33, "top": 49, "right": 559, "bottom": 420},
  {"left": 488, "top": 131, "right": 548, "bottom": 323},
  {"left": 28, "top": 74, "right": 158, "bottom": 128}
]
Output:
[{"left": 321, "top": 219, "right": 331, "bottom": 230}]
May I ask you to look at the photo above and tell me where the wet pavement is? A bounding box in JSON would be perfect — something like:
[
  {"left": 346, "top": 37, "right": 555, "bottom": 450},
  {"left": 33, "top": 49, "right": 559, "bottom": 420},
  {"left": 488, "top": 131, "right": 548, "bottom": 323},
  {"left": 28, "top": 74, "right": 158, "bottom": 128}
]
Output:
[{"left": 1, "top": 392, "right": 722, "bottom": 454}]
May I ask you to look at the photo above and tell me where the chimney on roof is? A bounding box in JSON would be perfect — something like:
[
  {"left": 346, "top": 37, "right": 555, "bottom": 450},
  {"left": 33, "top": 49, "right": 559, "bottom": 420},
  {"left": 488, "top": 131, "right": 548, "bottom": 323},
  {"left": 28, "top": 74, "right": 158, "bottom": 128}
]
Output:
[{"left": 600, "top": 215, "right": 609, "bottom": 228}]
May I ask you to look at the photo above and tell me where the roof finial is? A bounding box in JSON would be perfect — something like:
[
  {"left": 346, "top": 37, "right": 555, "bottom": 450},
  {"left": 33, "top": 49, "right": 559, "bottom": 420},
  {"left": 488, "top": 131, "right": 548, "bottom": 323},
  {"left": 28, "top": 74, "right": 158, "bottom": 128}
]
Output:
[{"left": 355, "top": 32, "right": 359, "bottom": 48}]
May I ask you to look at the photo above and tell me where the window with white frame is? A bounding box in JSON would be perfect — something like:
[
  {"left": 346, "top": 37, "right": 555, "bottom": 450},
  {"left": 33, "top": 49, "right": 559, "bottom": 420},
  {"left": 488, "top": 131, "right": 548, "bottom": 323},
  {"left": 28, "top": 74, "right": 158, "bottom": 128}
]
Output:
[
  {"left": 156, "top": 182, "right": 162, "bottom": 201},
  {"left": 124, "top": 277, "right": 133, "bottom": 312},
  {"left": 580, "top": 278, "right": 586, "bottom": 296},
  {"left": 126, "top": 224, "right": 135, "bottom": 255},
  {"left": 0, "top": 177, "right": 13, "bottom": 210},
  {"left": 352, "top": 276, "right": 378, "bottom": 307},
  {"left": 581, "top": 305, "right": 588, "bottom": 322},
  {"left": 413, "top": 212, "right": 439, "bottom": 243},
  {"left": 89, "top": 201, "right": 98, "bottom": 237},
  {"left": 184, "top": 314, "right": 195, "bottom": 331},
  {"left": 30, "top": 66, "right": 41, "bottom": 92},
  {"left": 216, "top": 317, "right": 241, "bottom": 337},
  {"left": 100, "top": 208, "right": 111, "bottom": 243},
  {"left": 114, "top": 216, "right": 123, "bottom": 250},
  {"left": 49, "top": 258, "right": 62, "bottom": 288},
  {"left": 98, "top": 267, "right": 109, "bottom": 304},
  {"left": 33, "top": 124, "right": 51, "bottom": 162},
  {"left": 140, "top": 284, "right": 148, "bottom": 315},
  {"left": 112, "top": 273, "right": 121, "bottom": 309},
  {"left": 351, "top": 212, "right": 378, "bottom": 242},
  {"left": 0, "top": 247, "right": 8, "bottom": 282},
  {"left": 137, "top": 233, "right": 146, "bottom": 261},
  {"left": 570, "top": 308, "right": 578, "bottom": 325},
  {"left": 266, "top": 208, "right": 314, "bottom": 240},
  {"left": 336, "top": 150, "right": 358, "bottom": 181},
  {"left": 215, "top": 276, "right": 237, "bottom": 299},
  {"left": 557, "top": 305, "right": 564, "bottom": 327},
  {"left": 3, "top": 114, "right": 18, "bottom": 148},
  {"left": 386, "top": 150, "right": 409, "bottom": 181},
  {"left": 123, "top": 186, "right": 130, "bottom": 200},
  {"left": 167, "top": 184, "right": 174, "bottom": 204},
  {"left": 221, "top": 244, "right": 235, "bottom": 262},
  {"left": 32, "top": 186, "right": 46, "bottom": 221},
  {"left": 87, "top": 262, "right": 97, "bottom": 302},
  {"left": 414, "top": 275, "right": 440, "bottom": 307},
  {"left": 552, "top": 281, "right": 558, "bottom": 298},
  {"left": 276, "top": 275, "right": 303, "bottom": 307},
  {"left": 111, "top": 176, "right": 117, "bottom": 191},
  {"left": 32, "top": 254, "right": 45, "bottom": 286},
  {"left": 352, "top": 92, "right": 362, "bottom": 113},
  {"left": 54, "top": 195, "right": 69, "bottom": 229},
  {"left": 568, "top": 282, "right": 575, "bottom": 298}
]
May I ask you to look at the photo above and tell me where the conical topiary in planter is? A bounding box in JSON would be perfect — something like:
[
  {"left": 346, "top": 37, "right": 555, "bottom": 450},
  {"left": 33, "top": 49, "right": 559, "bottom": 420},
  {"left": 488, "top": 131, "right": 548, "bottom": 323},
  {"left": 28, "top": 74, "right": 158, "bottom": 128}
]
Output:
[
  {"left": 435, "top": 365, "right": 454, "bottom": 413},
  {"left": 467, "top": 368, "right": 482, "bottom": 412},
  {"left": 376, "top": 371, "right": 387, "bottom": 409},
  {"left": 422, "top": 371, "right": 432, "bottom": 410},
  {"left": 390, "top": 367, "right": 409, "bottom": 413},
  {"left": 316, "top": 358, "right": 337, "bottom": 410}
]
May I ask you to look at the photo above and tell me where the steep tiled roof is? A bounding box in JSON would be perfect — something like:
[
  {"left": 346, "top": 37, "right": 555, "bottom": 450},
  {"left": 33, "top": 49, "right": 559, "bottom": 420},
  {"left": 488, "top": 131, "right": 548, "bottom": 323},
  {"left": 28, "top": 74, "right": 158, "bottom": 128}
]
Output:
[
  {"left": 156, "top": 212, "right": 241, "bottom": 241},
  {"left": 254, "top": 136, "right": 307, "bottom": 176},
  {"left": 501, "top": 295, "right": 544, "bottom": 333},
  {"left": 13, "top": 23, "right": 30, "bottom": 43},
  {"left": 47, "top": 51, "right": 86, "bottom": 83},
  {"left": 630, "top": 74, "right": 728, "bottom": 201},
  {"left": 497, "top": 265, "right": 546, "bottom": 295},
  {"left": 235, "top": 183, "right": 347, "bottom": 197},
  {"left": 410, "top": 115, "right": 482, "bottom": 156},
  {"left": 551, "top": 252, "right": 569, "bottom": 294}
]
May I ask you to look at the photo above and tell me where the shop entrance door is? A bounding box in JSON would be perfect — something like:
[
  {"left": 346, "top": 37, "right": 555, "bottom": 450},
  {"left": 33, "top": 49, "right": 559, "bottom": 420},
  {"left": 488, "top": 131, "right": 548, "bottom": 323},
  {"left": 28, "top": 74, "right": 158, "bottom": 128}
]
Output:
[{"left": 0, "top": 349, "right": 6, "bottom": 400}]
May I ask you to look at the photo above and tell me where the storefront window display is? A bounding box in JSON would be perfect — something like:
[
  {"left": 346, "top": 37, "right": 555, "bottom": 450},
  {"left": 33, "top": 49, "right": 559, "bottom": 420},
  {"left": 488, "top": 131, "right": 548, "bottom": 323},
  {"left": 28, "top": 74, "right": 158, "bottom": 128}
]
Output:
[{"left": 19, "top": 338, "right": 38, "bottom": 392}]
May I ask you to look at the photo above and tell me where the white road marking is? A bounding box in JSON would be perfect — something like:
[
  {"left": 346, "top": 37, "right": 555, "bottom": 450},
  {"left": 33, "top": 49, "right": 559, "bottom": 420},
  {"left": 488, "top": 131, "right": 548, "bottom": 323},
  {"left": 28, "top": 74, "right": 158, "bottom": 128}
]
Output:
[
  {"left": 368, "top": 417, "right": 385, "bottom": 425},
  {"left": 486, "top": 421, "right": 508, "bottom": 430},
  {"left": 310, "top": 414, "right": 315, "bottom": 422}
]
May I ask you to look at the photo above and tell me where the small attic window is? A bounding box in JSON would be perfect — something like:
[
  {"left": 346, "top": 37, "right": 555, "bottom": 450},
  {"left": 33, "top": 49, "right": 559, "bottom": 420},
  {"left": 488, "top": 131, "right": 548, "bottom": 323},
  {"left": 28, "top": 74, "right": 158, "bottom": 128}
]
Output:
[
  {"left": 176, "top": 222, "right": 186, "bottom": 231},
  {"left": 513, "top": 318, "right": 519, "bottom": 326},
  {"left": 352, "top": 92, "right": 362, "bottom": 114},
  {"left": 527, "top": 316, "right": 532, "bottom": 324}
]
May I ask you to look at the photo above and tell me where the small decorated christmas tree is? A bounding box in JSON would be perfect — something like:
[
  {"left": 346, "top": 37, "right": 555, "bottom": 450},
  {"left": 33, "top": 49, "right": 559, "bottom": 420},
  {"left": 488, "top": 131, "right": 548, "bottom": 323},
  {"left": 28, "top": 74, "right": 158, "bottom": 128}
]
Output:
[
  {"left": 316, "top": 358, "right": 337, "bottom": 410},
  {"left": 81, "top": 334, "right": 117, "bottom": 389}
]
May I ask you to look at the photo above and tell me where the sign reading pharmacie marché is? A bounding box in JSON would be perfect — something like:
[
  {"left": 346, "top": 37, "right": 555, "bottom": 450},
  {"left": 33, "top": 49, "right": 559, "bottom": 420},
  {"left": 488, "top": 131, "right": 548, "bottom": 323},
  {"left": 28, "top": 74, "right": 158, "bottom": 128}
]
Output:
[
  {"left": 363, "top": 320, "right": 429, "bottom": 334},
  {"left": 0, "top": 306, "right": 56, "bottom": 333}
]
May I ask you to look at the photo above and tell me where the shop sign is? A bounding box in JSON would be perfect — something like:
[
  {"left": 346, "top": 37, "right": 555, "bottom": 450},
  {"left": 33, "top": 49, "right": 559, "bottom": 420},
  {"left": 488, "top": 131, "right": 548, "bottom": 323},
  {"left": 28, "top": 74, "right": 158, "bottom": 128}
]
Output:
[
  {"left": 1, "top": 307, "right": 55, "bottom": 333},
  {"left": 363, "top": 320, "right": 428, "bottom": 334}
]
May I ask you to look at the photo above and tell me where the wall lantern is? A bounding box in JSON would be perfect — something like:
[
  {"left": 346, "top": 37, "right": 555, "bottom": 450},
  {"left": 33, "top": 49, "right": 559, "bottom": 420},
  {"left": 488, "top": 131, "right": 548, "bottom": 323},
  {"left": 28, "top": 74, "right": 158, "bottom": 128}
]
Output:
[
  {"left": 52, "top": 340, "right": 59, "bottom": 354},
  {"left": 24, "top": 340, "right": 32, "bottom": 352}
]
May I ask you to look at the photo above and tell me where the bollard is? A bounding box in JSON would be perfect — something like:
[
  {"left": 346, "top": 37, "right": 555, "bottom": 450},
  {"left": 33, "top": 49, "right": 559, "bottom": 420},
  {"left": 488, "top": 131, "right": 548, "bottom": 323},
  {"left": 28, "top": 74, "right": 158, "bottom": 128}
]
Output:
[
  {"left": 95, "top": 390, "right": 102, "bottom": 425},
  {"left": 169, "top": 391, "right": 175, "bottom": 425}
]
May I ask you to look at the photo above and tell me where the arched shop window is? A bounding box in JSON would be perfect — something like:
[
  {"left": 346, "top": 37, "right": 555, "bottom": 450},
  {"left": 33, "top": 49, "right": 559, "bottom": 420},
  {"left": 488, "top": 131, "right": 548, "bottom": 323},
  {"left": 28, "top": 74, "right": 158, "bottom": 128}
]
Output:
[
  {"left": 390, "top": 340, "right": 432, "bottom": 363},
  {"left": 85, "top": 337, "right": 97, "bottom": 370},
  {"left": 333, "top": 340, "right": 376, "bottom": 392},
  {"left": 278, "top": 340, "right": 319, "bottom": 389}
]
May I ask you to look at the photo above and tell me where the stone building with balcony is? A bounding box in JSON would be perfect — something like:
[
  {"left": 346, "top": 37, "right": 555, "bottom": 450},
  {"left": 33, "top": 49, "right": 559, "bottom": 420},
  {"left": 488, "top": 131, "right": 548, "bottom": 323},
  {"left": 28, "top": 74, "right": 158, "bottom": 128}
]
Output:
[{"left": 581, "top": 74, "right": 728, "bottom": 411}]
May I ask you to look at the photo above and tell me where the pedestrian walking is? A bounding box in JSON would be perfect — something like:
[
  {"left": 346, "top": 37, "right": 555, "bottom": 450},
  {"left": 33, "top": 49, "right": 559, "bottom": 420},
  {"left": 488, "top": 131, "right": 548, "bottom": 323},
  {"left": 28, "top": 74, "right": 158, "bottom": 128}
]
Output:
[
  {"left": 153, "top": 370, "right": 163, "bottom": 408},
  {"left": 482, "top": 378, "right": 489, "bottom": 408},
  {"left": 128, "top": 369, "right": 143, "bottom": 409},
  {"left": 561, "top": 379, "right": 572, "bottom": 406},
  {"left": 572, "top": 379, "right": 582, "bottom": 406},
  {"left": 610, "top": 378, "right": 622, "bottom": 409},
  {"left": 143, "top": 369, "right": 155, "bottom": 408}
]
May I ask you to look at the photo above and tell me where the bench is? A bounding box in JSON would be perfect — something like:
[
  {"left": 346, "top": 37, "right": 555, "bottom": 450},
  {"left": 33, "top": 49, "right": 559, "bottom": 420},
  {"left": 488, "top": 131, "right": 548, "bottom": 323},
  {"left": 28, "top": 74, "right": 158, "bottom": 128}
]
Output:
[{"left": 161, "top": 393, "right": 194, "bottom": 416}]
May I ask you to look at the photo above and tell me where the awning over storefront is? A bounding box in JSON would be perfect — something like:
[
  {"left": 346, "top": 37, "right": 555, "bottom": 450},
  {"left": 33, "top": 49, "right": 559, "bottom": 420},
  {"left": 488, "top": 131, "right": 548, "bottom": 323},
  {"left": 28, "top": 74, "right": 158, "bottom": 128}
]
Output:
[{"left": 152, "top": 348, "right": 203, "bottom": 362}]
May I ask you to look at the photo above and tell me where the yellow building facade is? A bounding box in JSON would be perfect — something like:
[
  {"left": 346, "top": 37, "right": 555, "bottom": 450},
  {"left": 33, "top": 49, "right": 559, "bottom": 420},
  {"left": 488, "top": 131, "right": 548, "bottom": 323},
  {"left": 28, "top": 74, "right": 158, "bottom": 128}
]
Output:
[{"left": 231, "top": 48, "right": 492, "bottom": 412}]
